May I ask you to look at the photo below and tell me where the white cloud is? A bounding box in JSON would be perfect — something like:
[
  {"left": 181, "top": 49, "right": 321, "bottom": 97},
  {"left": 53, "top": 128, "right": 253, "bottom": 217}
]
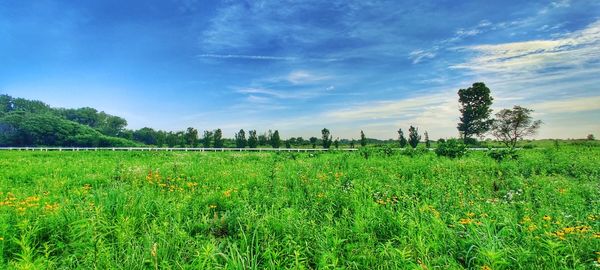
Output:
[
  {"left": 196, "top": 54, "right": 297, "bottom": 61},
  {"left": 531, "top": 96, "right": 600, "bottom": 113},
  {"left": 452, "top": 19, "right": 600, "bottom": 73},
  {"left": 409, "top": 50, "right": 436, "bottom": 64}
]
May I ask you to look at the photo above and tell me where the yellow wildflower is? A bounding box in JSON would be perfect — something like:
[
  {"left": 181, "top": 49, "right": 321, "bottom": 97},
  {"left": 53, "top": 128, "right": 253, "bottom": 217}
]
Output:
[
  {"left": 528, "top": 224, "right": 537, "bottom": 232},
  {"left": 481, "top": 265, "right": 492, "bottom": 270},
  {"left": 459, "top": 218, "right": 473, "bottom": 225},
  {"left": 543, "top": 215, "right": 552, "bottom": 221},
  {"left": 467, "top": 212, "right": 476, "bottom": 218}
]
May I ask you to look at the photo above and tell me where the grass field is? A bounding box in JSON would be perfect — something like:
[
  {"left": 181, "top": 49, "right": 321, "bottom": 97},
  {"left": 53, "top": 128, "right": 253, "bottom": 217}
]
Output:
[{"left": 0, "top": 146, "right": 599, "bottom": 269}]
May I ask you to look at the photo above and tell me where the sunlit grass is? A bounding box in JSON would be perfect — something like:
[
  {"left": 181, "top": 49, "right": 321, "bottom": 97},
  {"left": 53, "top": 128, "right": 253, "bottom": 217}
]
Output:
[{"left": 0, "top": 146, "right": 598, "bottom": 269}]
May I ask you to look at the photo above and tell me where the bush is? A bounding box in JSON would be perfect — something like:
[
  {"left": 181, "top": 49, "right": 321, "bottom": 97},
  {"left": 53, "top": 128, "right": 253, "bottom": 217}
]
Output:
[
  {"left": 435, "top": 139, "right": 467, "bottom": 158},
  {"left": 488, "top": 149, "right": 519, "bottom": 162}
]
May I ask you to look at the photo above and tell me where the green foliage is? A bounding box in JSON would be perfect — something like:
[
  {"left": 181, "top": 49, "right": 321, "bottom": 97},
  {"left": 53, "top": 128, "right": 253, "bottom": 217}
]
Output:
[
  {"left": 270, "top": 130, "right": 281, "bottom": 148},
  {"left": 321, "top": 128, "right": 332, "bottom": 149},
  {"left": 491, "top": 106, "right": 542, "bottom": 150},
  {"left": 408, "top": 126, "right": 421, "bottom": 149},
  {"left": 1, "top": 147, "right": 598, "bottom": 269},
  {"left": 398, "top": 129, "right": 407, "bottom": 148},
  {"left": 213, "top": 129, "right": 223, "bottom": 148},
  {"left": 488, "top": 149, "right": 519, "bottom": 162},
  {"left": 185, "top": 127, "right": 199, "bottom": 147},
  {"left": 202, "top": 130, "right": 213, "bottom": 148},
  {"left": 435, "top": 138, "right": 467, "bottom": 158},
  {"left": 309, "top": 137, "right": 318, "bottom": 148},
  {"left": 247, "top": 130, "right": 258, "bottom": 148},
  {"left": 457, "top": 82, "right": 494, "bottom": 140},
  {"left": 235, "top": 129, "right": 247, "bottom": 148},
  {"left": 424, "top": 131, "right": 431, "bottom": 148},
  {"left": 360, "top": 130, "right": 367, "bottom": 147}
]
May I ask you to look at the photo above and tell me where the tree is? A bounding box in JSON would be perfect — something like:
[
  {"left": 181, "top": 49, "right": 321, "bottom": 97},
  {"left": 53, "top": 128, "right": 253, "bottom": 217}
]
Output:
[
  {"left": 258, "top": 133, "right": 268, "bottom": 146},
  {"left": 490, "top": 106, "right": 542, "bottom": 149},
  {"left": 202, "top": 130, "right": 213, "bottom": 148},
  {"left": 285, "top": 140, "right": 291, "bottom": 148},
  {"left": 408, "top": 126, "right": 421, "bottom": 149},
  {"left": 271, "top": 130, "right": 281, "bottom": 148},
  {"left": 133, "top": 127, "right": 159, "bottom": 145},
  {"left": 248, "top": 130, "right": 258, "bottom": 148},
  {"left": 587, "top": 134, "right": 595, "bottom": 140},
  {"left": 309, "top": 137, "right": 318, "bottom": 148},
  {"left": 398, "top": 128, "right": 407, "bottom": 148},
  {"left": 213, "top": 129, "right": 223, "bottom": 148},
  {"left": 334, "top": 137, "right": 339, "bottom": 149},
  {"left": 321, "top": 128, "right": 332, "bottom": 149},
  {"left": 350, "top": 139, "right": 355, "bottom": 149},
  {"left": 235, "top": 129, "right": 247, "bottom": 148},
  {"left": 185, "top": 127, "right": 199, "bottom": 147},
  {"left": 360, "top": 130, "right": 367, "bottom": 147},
  {"left": 424, "top": 131, "right": 431, "bottom": 148},
  {"left": 457, "top": 82, "right": 494, "bottom": 142}
]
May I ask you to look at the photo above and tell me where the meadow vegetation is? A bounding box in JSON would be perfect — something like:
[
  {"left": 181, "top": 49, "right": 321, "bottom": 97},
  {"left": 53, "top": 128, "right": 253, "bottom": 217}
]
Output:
[{"left": 0, "top": 145, "right": 598, "bottom": 269}]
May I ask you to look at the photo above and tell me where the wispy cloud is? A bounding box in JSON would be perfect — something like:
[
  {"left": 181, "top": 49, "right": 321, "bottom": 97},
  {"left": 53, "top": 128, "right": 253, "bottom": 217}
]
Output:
[
  {"left": 532, "top": 96, "right": 600, "bottom": 113},
  {"left": 452, "top": 19, "right": 600, "bottom": 73}
]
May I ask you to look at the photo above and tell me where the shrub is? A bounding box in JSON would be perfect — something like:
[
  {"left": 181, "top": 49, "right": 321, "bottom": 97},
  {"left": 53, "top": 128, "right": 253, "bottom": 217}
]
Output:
[
  {"left": 488, "top": 149, "right": 519, "bottom": 162},
  {"left": 435, "top": 139, "right": 467, "bottom": 158}
]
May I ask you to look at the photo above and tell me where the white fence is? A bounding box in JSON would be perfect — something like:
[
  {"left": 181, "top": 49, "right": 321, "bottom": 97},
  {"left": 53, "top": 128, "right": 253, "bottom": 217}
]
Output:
[{"left": 0, "top": 147, "right": 358, "bottom": 152}]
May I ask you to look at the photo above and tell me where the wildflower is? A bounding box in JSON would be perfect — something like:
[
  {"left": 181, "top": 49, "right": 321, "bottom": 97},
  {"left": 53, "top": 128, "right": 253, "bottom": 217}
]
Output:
[
  {"left": 467, "top": 212, "right": 476, "bottom": 218},
  {"left": 151, "top": 242, "right": 158, "bottom": 257},
  {"left": 543, "top": 215, "right": 552, "bottom": 221},
  {"left": 209, "top": 204, "right": 217, "bottom": 209},
  {"left": 528, "top": 224, "right": 537, "bottom": 231},
  {"left": 594, "top": 233, "right": 600, "bottom": 239},
  {"left": 223, "top": 190, "right": 232, "bottom": 197},
  {"left": 459, "top": 218, "right": 473, "bottom": 225},
  {"left": 521, "top": 216, "right": 532, "bottom": 224},
  {"left": 0, "top": 237, "right": 3, "bottom": 241},
  {"left": 481, "top": 265, "right": 492, "bottom": 270}
]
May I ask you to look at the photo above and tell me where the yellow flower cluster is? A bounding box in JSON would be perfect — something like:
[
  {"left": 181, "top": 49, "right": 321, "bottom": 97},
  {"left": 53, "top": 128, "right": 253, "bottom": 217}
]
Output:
[
  {"left": 549, "top": 225, "right": 591, "bottom": 240},
  {"left": 223, "top": 188, "right": 238, "bottom": 198},
  {"left": 0, "top": 192, "right": 59, "bottom": 215},
  {"left": 459, "top": 212, "right": 484, "bottom": 226},
  {"left": 146, "top": 169, "right": 199, "bottom": 193},
  {"left": 420, "top": 205, "right": 441, "bottom": 218}
]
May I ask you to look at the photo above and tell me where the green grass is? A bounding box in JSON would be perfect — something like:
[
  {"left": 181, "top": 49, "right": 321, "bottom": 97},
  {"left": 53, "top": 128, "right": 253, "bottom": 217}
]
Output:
[{"left": 0, "top": 146, "right": 599, "bottom": 269}]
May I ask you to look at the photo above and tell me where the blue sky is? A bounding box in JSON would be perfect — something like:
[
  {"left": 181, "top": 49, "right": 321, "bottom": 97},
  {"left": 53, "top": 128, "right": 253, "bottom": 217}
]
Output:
[{"left": 1, "top": 0, "right": 599, "bottom": 139}]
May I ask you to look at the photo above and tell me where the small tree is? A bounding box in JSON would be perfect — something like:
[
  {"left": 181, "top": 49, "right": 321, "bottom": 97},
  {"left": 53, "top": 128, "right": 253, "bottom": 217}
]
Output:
[
  {"left": 424, "top": 131, "right": 431, "bottom": 148},
  {"left": 587, "top": 134, "right": 595, "bottom": 140},
  {"left": 457, "top": 82, "right": 494, "bottom": 142},
  {"left": 350, "top": 139, "right": 355, "bottom": 149},
  {"left": 334, "top": 137, "right": 339, "bottom": 149},
  {"left": 360, "top": 130, "right": 367, "bottom": 147},
  {"left": 309, "top": 137, "right": 318, "bottom": 148},
  {"left": 408, "top": 126, "right": 421, "bottom": 149},
  {"left": 202, "top": 130, "right": 213, "bottom": 148},
  {"left": 271, "top": 130, "right": 281, "bottom": 148},
  {"left": 235, "top": 129, "right": 247, "bottom": 148},
  {"left": 322, "top": 128, "right": 332, "bottom": 149},
  {"left": 490, "top": 106, "right": 542, "bottom": 150},
  {"left": 285, "top": 140, "right": 291, "bottom": 148},
  {"left": 248, "top": 130, "right": 258, "bottom": 148},
  {"left": 213, "top": 129, "right": 223, "bottom": 148},
  {"left": 398, "top": 128, "right": 407, "bottom": 148}
]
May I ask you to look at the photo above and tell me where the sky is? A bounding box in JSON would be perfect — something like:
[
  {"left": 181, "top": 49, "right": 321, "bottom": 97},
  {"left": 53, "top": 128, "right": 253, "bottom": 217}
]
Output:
[{"left": 1, "top": 0, "right": 599, "bottom": 140}]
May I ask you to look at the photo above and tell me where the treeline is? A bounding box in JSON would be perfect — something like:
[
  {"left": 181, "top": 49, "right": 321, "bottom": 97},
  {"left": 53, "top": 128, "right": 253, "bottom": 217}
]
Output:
[{"left": 0, "top": 95, "right": 137, "bottom": 147}]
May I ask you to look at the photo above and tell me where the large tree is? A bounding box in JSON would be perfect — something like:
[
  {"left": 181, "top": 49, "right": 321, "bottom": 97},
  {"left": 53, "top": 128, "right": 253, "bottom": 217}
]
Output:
[
  {"left": 270, "top": 130, "right": 281, "bottom": 148},
  {"left": 321, "top": 128, "right": 332, "bottom": 149},
  {"left": 248, "top": 130, "right": 258, "bottom": 148},
  {"left": 408, "top": 126, "right": 421, "bottom": 149},
  {"left": 235, "top": 129, "right": 247, "bottom": 148},
  {"left": 398, "top": 128, "right": 407, "bottom": 148},
  {"left": 457, "top": 82, "right": 494, "bottom": 141},
  {"left": 490, "top": 106, "right": 542, "bottom": 149}
]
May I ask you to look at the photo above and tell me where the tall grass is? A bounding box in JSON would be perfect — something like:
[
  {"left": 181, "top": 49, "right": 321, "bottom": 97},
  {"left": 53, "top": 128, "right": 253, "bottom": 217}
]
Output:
[{"left": 0, "top": 146, "right": 598, "bottom": 269}]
